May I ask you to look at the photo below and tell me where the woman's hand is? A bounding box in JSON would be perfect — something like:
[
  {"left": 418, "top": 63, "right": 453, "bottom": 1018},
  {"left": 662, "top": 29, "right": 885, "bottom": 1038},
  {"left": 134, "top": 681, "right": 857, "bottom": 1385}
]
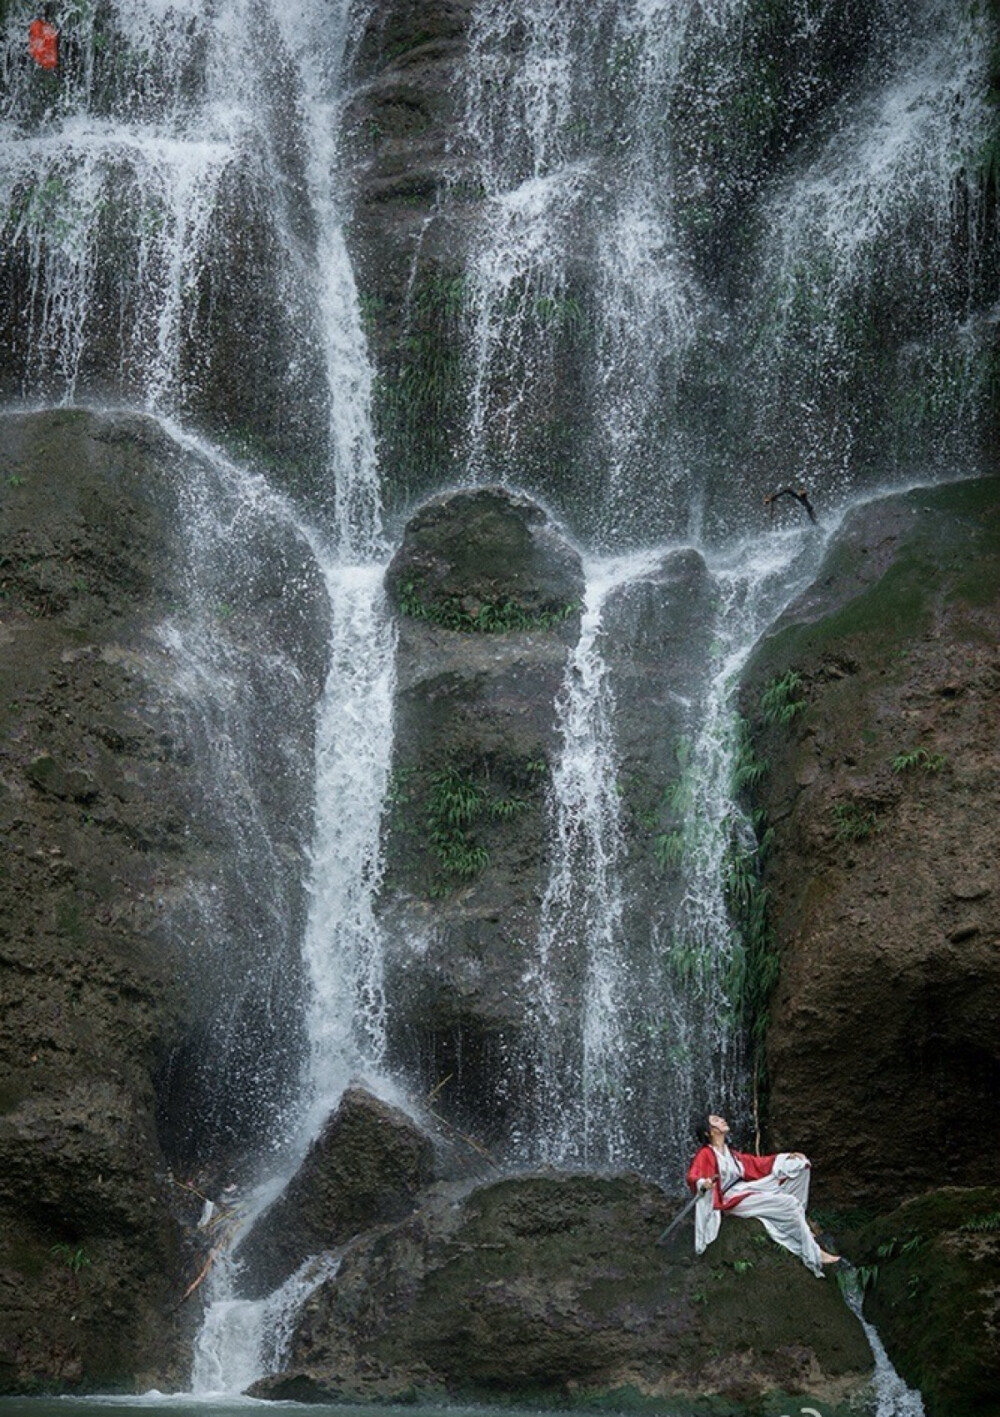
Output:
[{"left": 698, "top": 1177, "right": 714, "bottom": 1192}]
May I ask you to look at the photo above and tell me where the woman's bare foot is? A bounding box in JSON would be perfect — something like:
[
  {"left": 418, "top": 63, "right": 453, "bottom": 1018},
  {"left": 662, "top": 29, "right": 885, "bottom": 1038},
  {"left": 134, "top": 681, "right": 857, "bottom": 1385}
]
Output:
[{"left": 819, "top": 1248, "right": 841, "bottom": 1265}]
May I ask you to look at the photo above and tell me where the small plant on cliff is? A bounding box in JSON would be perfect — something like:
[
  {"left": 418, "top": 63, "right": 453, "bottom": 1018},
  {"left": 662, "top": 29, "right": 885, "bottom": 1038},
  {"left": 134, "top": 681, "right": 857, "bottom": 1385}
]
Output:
[
  {"left": 397, "top": 579, "right": 577, "bottom": 634},
  {"left": 653, "top": 828, "right": 685, "bottom": 868},
  {"left": 731, "top": 716, "right": 768, "bottom": 793},
  {"left": 876, "top": 1235, "right": 925, "bottom": 1263},
  {"left": 760, "top": 670, "right": 806, "bottom": 726},
  {"left": 853, "top": 1262, "right": 879, "bottom": 1294},
  {"left": 959, "top": 1210, "right": 1000, "bottom": 1233},
  {"left": 831, "top": 800, "right": 881, "bottom": 842},
  {"left": 425, "top": 765, "right": 527, "bottom": 893},
  {"left": 891, "top": 747, "right": 947, "bottom": 774},
  {"left": 50, "top": 1243, "right": 91, "bottom": 1274},
  {"left": 721, "top": 828, "right": 778, "bottom": 1136}
]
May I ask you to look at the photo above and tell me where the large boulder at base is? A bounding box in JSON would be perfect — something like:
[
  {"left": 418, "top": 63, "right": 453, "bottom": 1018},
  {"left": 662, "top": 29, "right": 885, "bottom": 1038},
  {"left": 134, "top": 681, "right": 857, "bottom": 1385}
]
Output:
[
  {"left": 378, "top": 487, "right": 583, "bottom": 1146},
  {"left": 251, "top": 1172, "right": 872, "bottom": 1412},
  {"left": 237, "top": 1087, "right": 436, "bottom": 1299},
  {"left": 740, "top": 476, "right": 1000, "bottom": 1208},
  {"left": 0, "top": 409, "right": 328, "bottom": 1391},
  {"left": 855, "top": 1187, "right": 1000, "bottom": 1417}
]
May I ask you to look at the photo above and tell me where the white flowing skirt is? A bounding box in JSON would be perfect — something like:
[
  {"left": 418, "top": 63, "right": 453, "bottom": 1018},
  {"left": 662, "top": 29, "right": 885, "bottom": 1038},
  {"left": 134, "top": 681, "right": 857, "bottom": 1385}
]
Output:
[{"left": 694, "top": 1154, "right": 824, "bottom": 1277}]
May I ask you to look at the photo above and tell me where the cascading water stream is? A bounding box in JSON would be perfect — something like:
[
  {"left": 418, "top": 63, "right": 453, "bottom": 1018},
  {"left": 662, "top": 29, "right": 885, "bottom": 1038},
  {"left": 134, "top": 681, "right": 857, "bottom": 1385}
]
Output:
[
  {"left": 1, "top": 0, "right": 394, "bottom": 1391},
  {"left": 456, "top": 0, "right": 993, "bottom": 547},
  {"left": 529, "top": 551, "right": 663, "bottom": 1168},
  {"left": 1, "top": 4, "right": 246, "bottom": 409},
  {"left": 740, "top": 0, "right": 996, "bottom": 497},
  {"left": 184, "top": 0, "right": 400, "bottom": 1395},
  {"left": 653, "top": 528, "right": 829, "bottom": 1157},
  {"left": 527, "top": 527, "right": 830, "bottom": 1180}
]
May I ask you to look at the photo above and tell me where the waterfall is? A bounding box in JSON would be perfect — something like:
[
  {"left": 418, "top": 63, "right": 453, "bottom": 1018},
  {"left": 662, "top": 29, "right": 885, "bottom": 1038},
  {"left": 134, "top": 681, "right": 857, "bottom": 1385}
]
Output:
[
  {"left": 739, "top": 0, "right": 995, "bottom": 502},
  {"left": 296, "top": 562, "right": 396, "bottom": 1142},
  {"left": 1, "top": 0, "right": 992, "bottom": 1401},
  {"left": 455, "top": 0, "right": 993, "bottom": 544},
  {"left": 1, "top": 3, "right": 247, "bottom": 408},
  {"left": 192, "top": 1252, "right": 340, "bottom": 1396},
  {"left": 653, "top": 529, "right": 828, "bottom": 1159},
  {"left": 2, "top": 0, "right": 394, "bottom": 1387},
  {"left": 528, "top": 551, "right": 663, "bottom": 1168},
  {"left": 176, "top": 0, "right": 397, "bottom": 1394},
  {"left": 526, "top": 529, "right": 828, "bottom": 1179}
]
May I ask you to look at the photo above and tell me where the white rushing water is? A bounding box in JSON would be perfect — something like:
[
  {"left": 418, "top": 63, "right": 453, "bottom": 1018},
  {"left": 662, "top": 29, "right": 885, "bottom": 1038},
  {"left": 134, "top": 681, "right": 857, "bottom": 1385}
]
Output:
[
  {"left": 527, "top": 526, "right": 830, "bottom": 1175},
  {"left": 455, "top": 0, "right": 993, "bottom": 544},
  {"left": 184, "top": 0, "right": 395, "bottom": 1393},
  {"left": 743, "top": 0, "right": 996, "bottom": 495},
  {"left": 296, "top": 562, "right": 396, "bottom": 1141},
  {"left": 0, "top": 3, "right": 244, "bottom": 407},
  {"left": 192, "top": 1252, "right": 340, "bottom": 1396},
  {"left": 842, "top": 1283, "right": 926, "bottom": 1417},
  {"left": 529, "top": 550, "right": 662, "bottom": 1167}
]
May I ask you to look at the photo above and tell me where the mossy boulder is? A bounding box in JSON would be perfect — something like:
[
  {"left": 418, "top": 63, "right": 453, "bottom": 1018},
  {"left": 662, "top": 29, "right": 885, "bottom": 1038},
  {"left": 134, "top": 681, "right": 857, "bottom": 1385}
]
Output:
[
  {"left": 251, "top": 1171, "right": 872, "bottom": 1412},
  {"left": 740, "top": 476, "right": 1000, "bottom": 1208},
  {"left": 855, "top": 1187, "right": 1000, "bottom": 1417},
  {"left": 385, "top": 484, "right": 583, "bottom": 631},
  {"left": 378, "top": 487, "right": 583, "bottom": 1146},
  {"left": 236, "top": 1087, "right": 436, "bottom": 1299}
]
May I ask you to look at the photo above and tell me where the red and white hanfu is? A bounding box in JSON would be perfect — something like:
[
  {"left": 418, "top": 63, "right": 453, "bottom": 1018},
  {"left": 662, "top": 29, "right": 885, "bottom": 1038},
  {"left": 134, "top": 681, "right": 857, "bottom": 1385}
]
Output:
[{"left": 686, "top": 1143, "right": 824, "bottom": 1276}]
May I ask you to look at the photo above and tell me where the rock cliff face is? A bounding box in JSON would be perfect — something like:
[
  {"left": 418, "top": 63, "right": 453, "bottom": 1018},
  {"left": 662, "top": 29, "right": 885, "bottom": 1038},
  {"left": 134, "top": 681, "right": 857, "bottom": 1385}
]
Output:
[
  {"left": 254, "top": 1172, "right": 872, "bottom": 1412},
  {"left": 378, "top": 487, "right": 583, "bottom": 1141},
  {"left": 0, "top": 409, "right": 328, "bottom": 1390},
  {"left": 601, "top": 549, "right": 716, "bottom": 968},
  {"left": 741, "top": 477, "right": 1000, "bottom": 1213},
  {"left": 737, "top": 477, "right": 1000, "bottom": 1414},
  {"left": 345, "top": 0, "right": 479, "bottom": 510}
]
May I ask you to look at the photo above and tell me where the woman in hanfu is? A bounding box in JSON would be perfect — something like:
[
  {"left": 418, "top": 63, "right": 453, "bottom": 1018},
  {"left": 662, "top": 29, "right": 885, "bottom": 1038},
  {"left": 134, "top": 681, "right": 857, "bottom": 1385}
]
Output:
[{"left": 686, "top": 1113, "right": 841, "bottom": 1276}]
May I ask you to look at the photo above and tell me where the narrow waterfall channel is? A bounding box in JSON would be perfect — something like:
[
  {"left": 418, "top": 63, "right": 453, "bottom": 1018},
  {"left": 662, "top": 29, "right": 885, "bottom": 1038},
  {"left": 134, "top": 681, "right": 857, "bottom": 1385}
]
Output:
[{"left": 529, "top": 551, "right": 663, "bottom": 1169}]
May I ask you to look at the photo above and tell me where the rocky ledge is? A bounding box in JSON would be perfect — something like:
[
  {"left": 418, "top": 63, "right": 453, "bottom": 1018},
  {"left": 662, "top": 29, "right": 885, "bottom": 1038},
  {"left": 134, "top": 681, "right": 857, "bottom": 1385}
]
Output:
[
  {"left": 377, "top": 486, "right": 584, "bottom": 1142},
  {"left": 252, "top": 1169, "right": 872, "bottom": 1414}
]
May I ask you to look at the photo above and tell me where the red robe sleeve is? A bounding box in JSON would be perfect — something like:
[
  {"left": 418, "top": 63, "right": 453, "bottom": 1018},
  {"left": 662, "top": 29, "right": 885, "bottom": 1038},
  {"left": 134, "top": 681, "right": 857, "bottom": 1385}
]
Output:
[
  {"left": 685, "top": 1145, "right": 717, "bottom": 1193},
  {"left": 732, "top": 1149, "right": 777, "bottom": 1182}
]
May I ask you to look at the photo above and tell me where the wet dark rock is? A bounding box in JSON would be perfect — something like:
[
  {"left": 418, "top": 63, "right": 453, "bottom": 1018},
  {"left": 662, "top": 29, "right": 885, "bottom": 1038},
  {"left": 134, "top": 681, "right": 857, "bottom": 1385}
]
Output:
[
  {"left": 855, "top": 1186, "right": 1000, "bottom": 1417},
  {"left": 251, "top": 1171, "right": 872, "bottom": 1411},
  {"left": 343, "top": 0, "right": 479, "bottom": 509},
  {"left": 385, "top": 484, "right": 584, "bottom": 628},
  {"left": 741, "top": 477, "right": 1000, "bottom": 1208},
  {"left": 238, "top": 1087, "right": 436, "bottom": 1300},
  {"left": 378, "top": 487, "right": 583, "bottom": 1144},
  {"left": 0, "top": 408, "right": 329, "bottom": 1391},
  {"left": 602, "top": 546, "right": 716, "bottom": 917}
]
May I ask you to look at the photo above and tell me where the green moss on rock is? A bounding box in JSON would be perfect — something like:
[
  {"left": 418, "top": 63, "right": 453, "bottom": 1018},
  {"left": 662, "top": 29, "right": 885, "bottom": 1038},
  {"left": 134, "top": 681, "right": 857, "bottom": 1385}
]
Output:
[{"left": 856, "top": 1188, "right": 1000, "bottom": 1417}]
